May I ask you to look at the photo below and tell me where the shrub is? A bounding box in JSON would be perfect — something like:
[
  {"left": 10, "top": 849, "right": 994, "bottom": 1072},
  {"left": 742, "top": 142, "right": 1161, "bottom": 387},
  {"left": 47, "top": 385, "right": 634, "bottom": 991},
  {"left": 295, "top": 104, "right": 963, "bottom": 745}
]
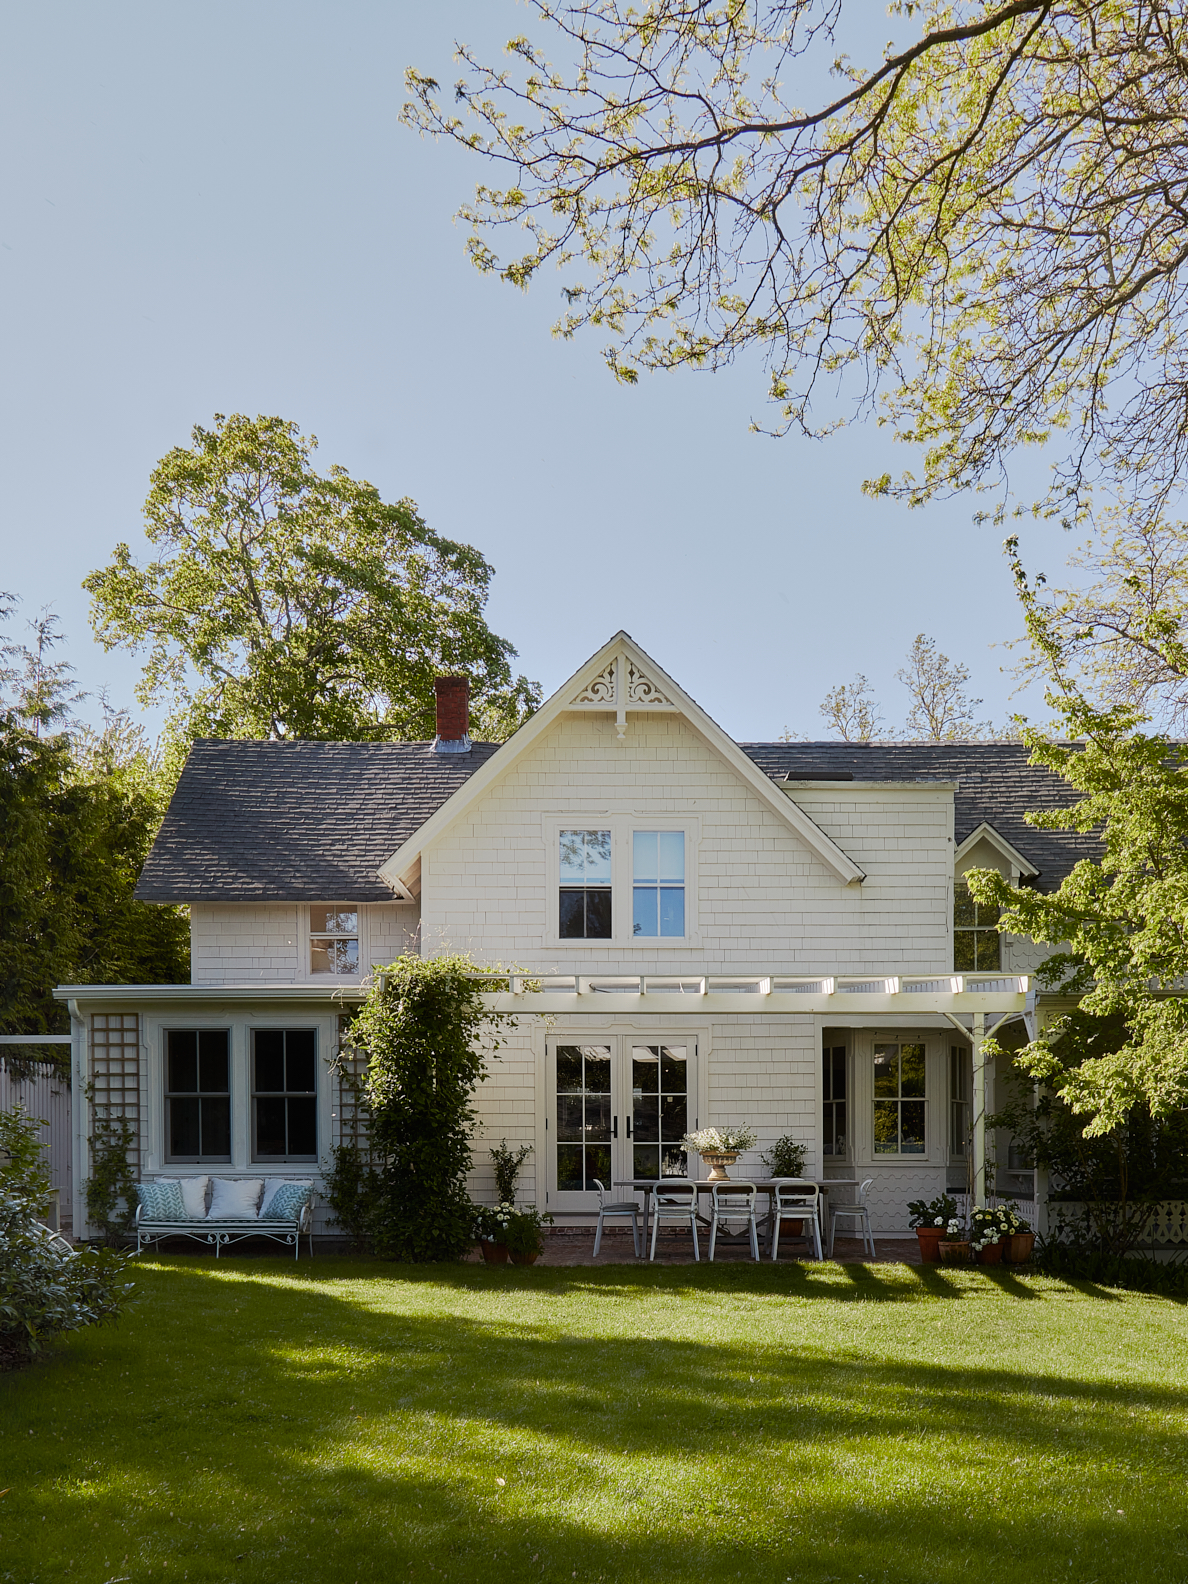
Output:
[
  {"left": 0, "top": 1191, "right": 135, "bottom": 1371},
  {"left": 759, "top": 1134, "right": 808, "bottom": 1179},
  {"left": 907, "top": 1194, "right": 958, "bottom": 1230},
  {"left": 503, "top": 1205, "right": 553, "bottom": 1258},
  {"left": 0, "top": 1106, "right": 51, "bottom": 1207},
  {"left": 321, "top": 1142, "right": 384, "bottom": 1250},
  {"left": 489, "top": 1139, "right": 532, "bottom": 1203},
  {"left": 351, "top": 954, "right": 514, "bottom": 1262}
]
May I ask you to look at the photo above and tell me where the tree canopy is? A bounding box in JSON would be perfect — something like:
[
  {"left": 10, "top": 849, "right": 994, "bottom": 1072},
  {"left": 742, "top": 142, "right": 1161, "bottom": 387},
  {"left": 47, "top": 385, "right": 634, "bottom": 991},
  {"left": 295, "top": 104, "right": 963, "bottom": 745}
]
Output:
[
  {"left": 84, "top": 414, "right": 539, "bottom": 754},
  {"left": 406, "top": 1, "right": 1188, "bottom": 519}
]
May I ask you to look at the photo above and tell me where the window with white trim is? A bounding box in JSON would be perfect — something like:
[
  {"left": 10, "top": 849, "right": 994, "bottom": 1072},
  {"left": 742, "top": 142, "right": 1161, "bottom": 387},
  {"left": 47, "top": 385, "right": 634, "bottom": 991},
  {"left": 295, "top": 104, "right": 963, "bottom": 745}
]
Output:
[
  {"left": 559, "top": 830, "right": 612, "bottom": 939},
  {"left": 822, "top": 1045, "right": 847, "bottom": 1157},
  {"left": 165, "top": 1029, "right": 231, "bottom": 1163},
  {"left": 310, "top": 907, "right": 359, "bottom": 976},
  {"left": 632, "top": 831, "right": 685, "bottom": 937},
  {"left": 252, "top": 1028, "right": 317, "bottom": 1162},
  {"left": 873, "top": 1042, "right": 926, "bottom": 1156}
]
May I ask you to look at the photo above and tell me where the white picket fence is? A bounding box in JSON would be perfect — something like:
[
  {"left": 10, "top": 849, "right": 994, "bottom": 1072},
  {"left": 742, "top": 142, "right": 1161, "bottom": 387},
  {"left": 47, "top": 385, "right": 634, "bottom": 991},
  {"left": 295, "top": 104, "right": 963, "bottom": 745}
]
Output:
[{"left": 1, "top": 1057, "right": 73, "bottom": 1235}]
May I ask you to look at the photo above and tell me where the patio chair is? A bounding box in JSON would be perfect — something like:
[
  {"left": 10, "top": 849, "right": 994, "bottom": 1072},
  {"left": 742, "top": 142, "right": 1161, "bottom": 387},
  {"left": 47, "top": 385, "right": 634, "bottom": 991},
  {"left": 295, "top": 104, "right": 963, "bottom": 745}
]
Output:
[
  {"left": 827, "top": 1177, "right": 876, "bottom": 1258},
  {"left": 591, "top": 1179, "right": 641, "bottom": 1258},
  {"left": 648, "top": 1179, "right": 700, "bottom": 1262},
  {"left": 769, "top": 1180, "right": 822, "bottom": 1261},
  {"left": 708, "top": 1181, "right": 760, "bottom": 1262}
]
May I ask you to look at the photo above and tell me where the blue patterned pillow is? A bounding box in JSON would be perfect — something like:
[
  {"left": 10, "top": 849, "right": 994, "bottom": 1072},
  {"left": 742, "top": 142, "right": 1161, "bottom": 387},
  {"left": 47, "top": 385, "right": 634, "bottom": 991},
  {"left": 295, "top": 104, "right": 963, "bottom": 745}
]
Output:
[
  {"left": 136, "top": 1180, "right": 186, "bottom": 1220},
  {"left": 259, "top": 1181, "right": 312, "bottom": 1222}
]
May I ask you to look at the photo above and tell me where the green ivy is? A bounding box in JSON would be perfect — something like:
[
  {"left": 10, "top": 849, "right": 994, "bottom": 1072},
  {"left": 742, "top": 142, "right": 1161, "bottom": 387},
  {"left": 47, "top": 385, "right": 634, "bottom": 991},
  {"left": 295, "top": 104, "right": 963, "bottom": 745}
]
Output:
[
  {"left": 85, "top": 1117, "right": 138, "bottom": 1245},
  {"left": 350, "top": 955, "right": 514, "bottom": 1262}
]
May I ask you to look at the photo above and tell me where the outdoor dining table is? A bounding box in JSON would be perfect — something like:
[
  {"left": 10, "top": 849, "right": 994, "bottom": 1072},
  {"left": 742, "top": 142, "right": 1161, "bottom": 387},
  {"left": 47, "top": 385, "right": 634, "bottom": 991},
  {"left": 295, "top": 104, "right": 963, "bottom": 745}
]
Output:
[{"left": 612, "top": 1177, "right": 863, "bottom": 1255}]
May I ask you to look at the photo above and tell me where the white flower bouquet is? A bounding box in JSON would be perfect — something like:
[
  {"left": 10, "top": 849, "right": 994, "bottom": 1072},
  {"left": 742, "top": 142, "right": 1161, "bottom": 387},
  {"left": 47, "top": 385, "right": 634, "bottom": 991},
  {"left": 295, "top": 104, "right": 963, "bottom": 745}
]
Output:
[{"left": 681, "top": 1126, "right": 758, "bottom": 1154}]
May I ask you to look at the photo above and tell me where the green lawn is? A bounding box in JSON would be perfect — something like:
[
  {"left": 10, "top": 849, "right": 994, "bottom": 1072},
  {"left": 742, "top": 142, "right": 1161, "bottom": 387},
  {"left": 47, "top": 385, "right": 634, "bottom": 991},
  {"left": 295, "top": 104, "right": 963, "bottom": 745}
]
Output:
[{"left": 3, "top": 1257, "right": 1188, "bottom": 1584}]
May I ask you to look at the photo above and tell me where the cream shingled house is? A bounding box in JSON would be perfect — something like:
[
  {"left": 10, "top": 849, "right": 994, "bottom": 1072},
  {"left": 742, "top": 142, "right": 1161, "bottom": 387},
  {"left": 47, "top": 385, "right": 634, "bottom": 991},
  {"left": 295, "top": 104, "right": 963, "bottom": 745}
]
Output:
[{"left": 59, "top": 633, "right": 1092, "bottom": 1240}]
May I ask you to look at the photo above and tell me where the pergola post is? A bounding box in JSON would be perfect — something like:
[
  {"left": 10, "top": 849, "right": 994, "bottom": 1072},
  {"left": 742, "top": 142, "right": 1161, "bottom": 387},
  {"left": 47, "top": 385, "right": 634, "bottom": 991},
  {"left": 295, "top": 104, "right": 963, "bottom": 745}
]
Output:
[{"left": 972, "top": 1011, "right": 987, "bottom": 1205}]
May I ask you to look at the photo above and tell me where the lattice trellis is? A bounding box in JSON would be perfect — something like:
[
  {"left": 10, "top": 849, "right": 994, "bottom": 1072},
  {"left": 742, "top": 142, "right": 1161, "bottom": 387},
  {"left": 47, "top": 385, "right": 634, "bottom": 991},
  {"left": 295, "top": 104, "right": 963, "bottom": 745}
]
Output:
[
  {"left": 330, "top": 1014, "right": 373, "bottom": 1161},
  {"left": 89, "top": 1013, "right": 143, "bottom": 1175}
]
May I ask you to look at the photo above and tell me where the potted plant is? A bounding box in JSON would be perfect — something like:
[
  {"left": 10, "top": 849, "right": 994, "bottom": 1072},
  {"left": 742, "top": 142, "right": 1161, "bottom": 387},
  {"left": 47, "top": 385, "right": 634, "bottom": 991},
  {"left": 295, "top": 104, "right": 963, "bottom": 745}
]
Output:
[
  {"left": 996, "top": 1203, "right": 1035, "bottom": 1263},
  {"left": 760, "top": 1134, "right": 809, "bottom": 1227},
  {"left": 490, "top": 1139, "right": 533, "bottom": 1202},
  {"left": 970, "top": 1204, "right": 1013, "bottom": 1264},
  {"left": 938, "top": 1216, "right": 972, "bottom": 1263},
  {"left": 504, "top": 1205, "right": 553, "bottom": 1265},
  {"left": 473, "top": 1201, "right": 514, "bottom": 1264},
  {"left": 681, "top": 1125, "right": 758, "bottom": 1181},
  {"left": 907, "top": 1194, "right": 958, "bottom": 1263}
]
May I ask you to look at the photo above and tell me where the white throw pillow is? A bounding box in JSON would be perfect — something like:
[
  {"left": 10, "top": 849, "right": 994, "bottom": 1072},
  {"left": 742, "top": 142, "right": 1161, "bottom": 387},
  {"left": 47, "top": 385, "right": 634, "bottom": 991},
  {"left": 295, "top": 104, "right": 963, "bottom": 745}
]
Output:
[
  {"left": 178, "top": 1176, "right": 210, "bottom": 1220},
  {"left": 208, "top": 1177, "right": 263, "bottom": 1219}
]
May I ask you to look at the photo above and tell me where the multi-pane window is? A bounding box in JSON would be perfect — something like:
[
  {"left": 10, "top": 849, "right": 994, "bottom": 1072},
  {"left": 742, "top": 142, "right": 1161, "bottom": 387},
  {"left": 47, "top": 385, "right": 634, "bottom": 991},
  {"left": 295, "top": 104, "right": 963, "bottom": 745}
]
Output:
[
  {"left": 949, "top": 1046, "right": 970, "bottom": 1158},
  {"left": 252, "top": 1029, "right": 317, "bottom": 1161},
  {"left": 166, "top": 1029, "right": 231, "bottom": 1162},
  {"left": 873, "top": 1042, "right": 926, "bottom": 1156},
  {"left": 953, "top": 882, "right": 1001, "bottom": 971},
  {"left": 559, "top": 830, "right": 612, "bottom": 939},
  {"left": 822, "top": 1046, "right": 847, "bottom": 1157},
  {"left": 555, "top": 1044, "right": 612, "bottom": 1190},
  {"left": 631, "top": 1045, "right": 689, "bottom": 1177},
  {"left": 310, "top": 908, "right": 359, "bottom": 976},
  {"left": 632, "top": 832, "right": 685, "bottom": 937}
]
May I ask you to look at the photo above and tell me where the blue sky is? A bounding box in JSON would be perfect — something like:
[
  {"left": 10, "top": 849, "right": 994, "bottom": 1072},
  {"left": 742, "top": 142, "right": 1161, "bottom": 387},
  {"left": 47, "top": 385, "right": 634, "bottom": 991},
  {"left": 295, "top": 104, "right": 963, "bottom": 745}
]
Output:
[{"left": 0, "top": 2, "right": 1074, "bottom": 742}]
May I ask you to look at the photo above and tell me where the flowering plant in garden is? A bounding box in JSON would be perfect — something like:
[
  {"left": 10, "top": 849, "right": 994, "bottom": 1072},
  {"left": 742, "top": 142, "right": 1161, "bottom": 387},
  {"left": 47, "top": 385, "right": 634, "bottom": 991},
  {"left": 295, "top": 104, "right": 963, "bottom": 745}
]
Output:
[
  {"left": 907, "top": 1194, "right": 958, "bottom": 1230},
  {"left": 970, "top": 1205, "right": 1016, "bottom": 1251},
  {"left": 995, "top": 1202, "right": 1032, "bottom": 1235},
  {"left": 682, "top": 1126, "right": 758, "bottom": 1154},
  {"left": 942, "top": 1217, "right": 969, "bottom": 1243},
  {"left": 472, "top": 1201, "right": 516, "bottom": 1244}
]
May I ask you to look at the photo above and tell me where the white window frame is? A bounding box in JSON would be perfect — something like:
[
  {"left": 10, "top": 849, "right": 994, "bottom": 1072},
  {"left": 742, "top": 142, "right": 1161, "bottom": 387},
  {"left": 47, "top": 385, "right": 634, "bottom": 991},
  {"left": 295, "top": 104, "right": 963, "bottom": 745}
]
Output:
[
  {"left": 306, "top": 904, "right": 366, "bottom": 981},
  {"left": 542, "top": 815, "right": 700, "bottom": 948}
]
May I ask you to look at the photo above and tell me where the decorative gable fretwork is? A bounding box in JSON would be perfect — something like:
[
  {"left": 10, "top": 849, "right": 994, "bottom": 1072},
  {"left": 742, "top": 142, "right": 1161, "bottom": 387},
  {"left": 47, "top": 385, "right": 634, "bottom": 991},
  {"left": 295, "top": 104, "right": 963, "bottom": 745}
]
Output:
[{"left": 568, "top": 652, "right": 677, "bottom": 738}]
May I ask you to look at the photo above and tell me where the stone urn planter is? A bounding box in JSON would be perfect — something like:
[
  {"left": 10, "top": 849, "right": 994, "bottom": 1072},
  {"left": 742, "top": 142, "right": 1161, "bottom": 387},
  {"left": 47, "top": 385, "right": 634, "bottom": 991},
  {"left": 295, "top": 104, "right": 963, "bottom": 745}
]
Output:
[
  {"left": 479, "top": 1241, "right": 509, "bottom": 1265},
  {"left": 976, "top": 1238, "right": 1005, "bottom": 1265},
  {"left": 700, "top": 1151, "right": 740, "bottom": 1182},
  {"left": 915, "top": 1226, "right": 945, "bottom": 1264},
  {"left": 1005, "top": 1231, "right": 1036, "bottom": 1264},
  {"left": 938, "top": 1239, "right": 972, "bottom": 1264}
]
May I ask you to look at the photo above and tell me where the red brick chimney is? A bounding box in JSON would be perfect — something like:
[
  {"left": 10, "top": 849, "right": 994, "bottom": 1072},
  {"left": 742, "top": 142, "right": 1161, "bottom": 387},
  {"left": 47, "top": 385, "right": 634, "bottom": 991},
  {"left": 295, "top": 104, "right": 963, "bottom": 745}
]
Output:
[{"left": 433, "top": 675, "right": 471, "bottom": 754}]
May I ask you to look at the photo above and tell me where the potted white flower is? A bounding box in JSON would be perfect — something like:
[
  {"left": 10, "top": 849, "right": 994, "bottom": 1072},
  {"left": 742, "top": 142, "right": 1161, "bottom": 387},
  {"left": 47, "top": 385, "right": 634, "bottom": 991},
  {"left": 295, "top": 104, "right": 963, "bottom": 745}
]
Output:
[{"left": 681, "top": 1126, "right": 758, "bottom": 1181}]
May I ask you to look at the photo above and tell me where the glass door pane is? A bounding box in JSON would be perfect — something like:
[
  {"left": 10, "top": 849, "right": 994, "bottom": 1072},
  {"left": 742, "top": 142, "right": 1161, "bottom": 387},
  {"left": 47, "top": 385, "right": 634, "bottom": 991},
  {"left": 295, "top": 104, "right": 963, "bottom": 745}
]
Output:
[
  {"left": 553, "top": 1044, "right": 612, "bottom": 1196},
  {"left": 630, "top": 1044, "right": 690, "bottom": 1179}
]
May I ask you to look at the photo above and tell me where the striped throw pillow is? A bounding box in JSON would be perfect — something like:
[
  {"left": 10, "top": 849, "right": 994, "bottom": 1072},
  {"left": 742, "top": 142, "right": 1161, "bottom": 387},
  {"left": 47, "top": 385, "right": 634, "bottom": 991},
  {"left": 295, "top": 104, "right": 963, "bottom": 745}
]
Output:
[
  {"left": 259, "top": 1181, "right": 312, "bottom": 1221},
  {"left": 136, "top": 1180, "right": 186, "bottom": 1220}
]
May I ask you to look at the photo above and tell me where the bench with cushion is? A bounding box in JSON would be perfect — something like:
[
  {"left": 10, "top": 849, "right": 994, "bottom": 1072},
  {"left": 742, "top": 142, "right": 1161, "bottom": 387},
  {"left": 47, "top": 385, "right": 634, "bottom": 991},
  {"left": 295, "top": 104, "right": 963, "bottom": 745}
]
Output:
[{"left": 134, "top": 1175, "right": 315, "bottom": 1258}]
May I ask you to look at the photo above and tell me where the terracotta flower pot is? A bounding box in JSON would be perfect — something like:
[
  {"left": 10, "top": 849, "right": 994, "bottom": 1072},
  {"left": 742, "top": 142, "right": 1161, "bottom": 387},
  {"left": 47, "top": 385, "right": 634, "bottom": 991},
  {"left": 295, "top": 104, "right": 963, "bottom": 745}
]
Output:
[
  {"left": 915, "top": 1226, "right": 945, "bottom": 1264},
  {"left": 480, "top": 1240, "right": 509, "bottom": 1264},
  {"left": 976, "top": 1238, "right": 1005, "bottom": 1265},
  {"left": 509, "top": 1250, "right": 539, "bottom": 1266},
  {"left": 938, "top": 1239, "right": 972, "bottom": 1264},
  {"left": 700, "top": 1151, "right": 740, "bottom": 1182},
  {"left": 1006, "top": 1231, "right": 1036, "bottom": 1264}
]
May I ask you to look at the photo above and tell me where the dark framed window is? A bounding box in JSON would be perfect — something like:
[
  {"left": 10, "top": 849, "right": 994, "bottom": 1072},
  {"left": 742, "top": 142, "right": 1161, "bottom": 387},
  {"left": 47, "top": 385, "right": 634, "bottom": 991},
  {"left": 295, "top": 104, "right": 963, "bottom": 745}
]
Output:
[
  {"left": 949, "top": 1045, "right": 970, "bottom": 1158},
  {"left": 165, "top": 1029, "right": 231, "bottom": 1163},
  {"left": 873, "top": 1042, "right": 926, "bottom": 1156},
  {"left": 631, "top": 1044, "right": 690, "bottom": 1178},
  {"left": 559, "top": 829, "right": 612, "bottom": 939},
  {"left": 823, "top": 1045, "right": 847, "bottom": 1157},
  {"left": 252, "top": 1029, "right": 317, "bottom": 1162},
  {"left": 954, "top": 882, "right": 1001, "bottom": 971},
  {"left": 632, "top": 831, "right": 685, "bottom": 937},
  {"left": 554, "top": 1044, "right": 612, "bottom": 1191}
]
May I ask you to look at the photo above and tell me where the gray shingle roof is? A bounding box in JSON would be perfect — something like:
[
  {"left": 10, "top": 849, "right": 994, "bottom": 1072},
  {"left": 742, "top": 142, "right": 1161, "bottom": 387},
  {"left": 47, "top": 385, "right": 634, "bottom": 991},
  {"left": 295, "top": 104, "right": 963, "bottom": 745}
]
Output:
[
  {"left": 740, "top": 741, "right": 1096, "bottom": 891},
  {"left": 135, "top": 739, "right": 503, "bottom": 903},
  {"left": 137, "top": 735, "right": 1097, "bottom": 904}
]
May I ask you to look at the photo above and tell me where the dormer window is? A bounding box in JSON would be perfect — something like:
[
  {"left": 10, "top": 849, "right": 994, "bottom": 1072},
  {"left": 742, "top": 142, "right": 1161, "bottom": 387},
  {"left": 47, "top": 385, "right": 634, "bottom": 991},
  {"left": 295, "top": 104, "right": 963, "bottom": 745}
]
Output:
[
  {"left": 953, "top": 883, "right": 1000, "bottom": 971},
  {"left": 310, "top": 908, "right": 359, "bottom": 975}
]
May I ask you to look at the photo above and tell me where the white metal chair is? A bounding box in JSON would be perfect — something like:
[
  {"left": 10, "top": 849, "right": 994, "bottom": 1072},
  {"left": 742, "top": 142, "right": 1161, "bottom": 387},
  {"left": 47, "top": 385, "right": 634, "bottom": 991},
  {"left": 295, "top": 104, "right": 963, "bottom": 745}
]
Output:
[
  {"left": 591, "top": 1179, "right": 641, "bottom": 1257},
  {"left": 708, "top": 1181, "right": 760, "bottom": 1261},
  {"left": 827, "top": 1177, "right": 876, "bottom": 1258},
  {"left": 769, "top": 1180, "right": 822, "bottom": 1261},
  {"left": 648, "top": 1179, "right": 700, "bottom": 1261}
]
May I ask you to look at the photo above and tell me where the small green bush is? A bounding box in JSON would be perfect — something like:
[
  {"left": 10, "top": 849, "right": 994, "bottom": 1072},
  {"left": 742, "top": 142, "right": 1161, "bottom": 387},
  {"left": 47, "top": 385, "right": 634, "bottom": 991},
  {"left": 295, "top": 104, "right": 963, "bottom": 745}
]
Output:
[
  {"left": 489, "top": 1139, "right": 532, "bottom": 1203},
  {"left": 322, "top": 1142, "right": 384, "bottom": 1250},
  {"left": 0, "top": 1105, "right": 51, "bottom": 1207},
  {"left": 503, "top": 1205, "right": 553, "bottom": 1258},
  {"left": 85, "top": 1117, "right": 138, "bottom": 1244},
  {"left": 759, "top": 1134, "right": 808, "bottom": 1178}
]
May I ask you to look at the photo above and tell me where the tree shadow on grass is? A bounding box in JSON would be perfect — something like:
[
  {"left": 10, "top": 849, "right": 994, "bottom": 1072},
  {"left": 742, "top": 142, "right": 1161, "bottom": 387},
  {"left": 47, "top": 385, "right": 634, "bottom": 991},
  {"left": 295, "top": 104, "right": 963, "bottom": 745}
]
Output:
[{"left": 4, "top": 1257, "right": 1183, "bottom": 1584}]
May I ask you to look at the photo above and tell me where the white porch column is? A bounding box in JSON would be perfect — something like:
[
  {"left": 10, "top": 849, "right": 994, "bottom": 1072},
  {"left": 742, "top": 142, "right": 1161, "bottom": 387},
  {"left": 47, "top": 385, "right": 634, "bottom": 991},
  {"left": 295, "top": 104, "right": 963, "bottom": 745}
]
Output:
[{"left": 972, "top": 1011, "right": 986, "bottom": 1205}]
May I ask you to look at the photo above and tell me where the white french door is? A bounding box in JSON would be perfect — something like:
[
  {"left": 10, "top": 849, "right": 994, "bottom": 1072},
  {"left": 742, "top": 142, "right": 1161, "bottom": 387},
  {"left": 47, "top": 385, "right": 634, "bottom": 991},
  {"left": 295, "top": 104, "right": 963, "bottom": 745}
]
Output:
[{"left": 544, "top": 1036, "right": 699, "bottom": 1212}]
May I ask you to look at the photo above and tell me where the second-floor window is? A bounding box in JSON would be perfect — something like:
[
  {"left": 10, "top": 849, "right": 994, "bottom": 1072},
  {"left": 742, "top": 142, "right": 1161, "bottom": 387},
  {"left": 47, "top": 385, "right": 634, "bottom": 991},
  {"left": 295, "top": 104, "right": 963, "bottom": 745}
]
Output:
[
  {"left": 559, "top": 830, "right": 612, "bottom": 938},
  {"left": 632, "top": 831, "right": 685, "bottom": 936},
  {"left": 310, "top": 908, "right": 359, "bottom": 975},
  {"left": 954, "top": 882, "right": 1001, "bottom": 971}
]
